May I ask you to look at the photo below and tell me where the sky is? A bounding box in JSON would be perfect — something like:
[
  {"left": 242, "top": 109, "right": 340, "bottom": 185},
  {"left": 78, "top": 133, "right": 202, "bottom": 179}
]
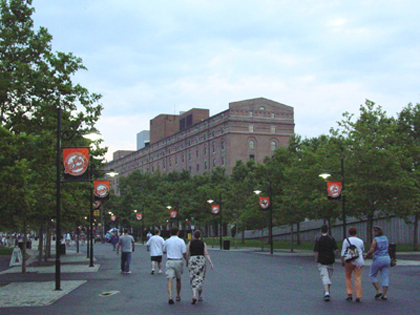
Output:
[{"left": 31, "top": 0, "right": 420, "bottom": 161}]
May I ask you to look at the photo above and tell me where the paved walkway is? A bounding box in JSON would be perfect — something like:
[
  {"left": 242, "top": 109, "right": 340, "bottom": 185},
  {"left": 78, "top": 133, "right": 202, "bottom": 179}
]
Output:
[{"left": 1, "top": 242, "right": 420, "bottom": 311}]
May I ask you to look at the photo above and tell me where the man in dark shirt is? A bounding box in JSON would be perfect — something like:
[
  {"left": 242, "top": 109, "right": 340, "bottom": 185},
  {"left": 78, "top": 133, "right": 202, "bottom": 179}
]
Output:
[{"left": 314, "top": 225, "right": 338, "bottom": 301}]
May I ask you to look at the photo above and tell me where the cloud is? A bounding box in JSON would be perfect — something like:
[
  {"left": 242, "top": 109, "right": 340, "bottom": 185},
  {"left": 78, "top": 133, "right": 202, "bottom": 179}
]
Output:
[{"left": 30, "top": 0, "right": 420, "bottom": 161}]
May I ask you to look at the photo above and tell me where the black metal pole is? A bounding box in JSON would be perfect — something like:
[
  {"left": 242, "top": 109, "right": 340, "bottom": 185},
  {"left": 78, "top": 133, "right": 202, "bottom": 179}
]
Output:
[
  {"left": 341, "top": 158, "right": 346, "bottom": 240},
  {"left": 219, "top": 192, "right": 223, "bottom": 250},
  {"left": 269, "top": 181, "right": 273, "bottom": 255},
  {"left": 86, "top": 223, "right": 90, "bottom": 258},
  {"left": 89, "top": 161, "right": 94, "bottom": 267},
  {"left": 55, "top": 106, "right": 62, "bottom": 291}
]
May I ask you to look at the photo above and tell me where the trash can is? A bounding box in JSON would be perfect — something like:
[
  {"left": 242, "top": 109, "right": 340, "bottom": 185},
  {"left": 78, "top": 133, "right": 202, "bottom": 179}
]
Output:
[
  {"left": 223, "top": 240, "right": 230, "bottom": 250},
  {"left": 57, "top": 243, "right": 66, "bottom": 255}
]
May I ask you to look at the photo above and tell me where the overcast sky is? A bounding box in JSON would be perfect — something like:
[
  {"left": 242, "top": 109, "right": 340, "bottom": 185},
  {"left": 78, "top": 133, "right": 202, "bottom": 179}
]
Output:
[{"left": 32, "top": 0, "right": 420, "bottom": 161}]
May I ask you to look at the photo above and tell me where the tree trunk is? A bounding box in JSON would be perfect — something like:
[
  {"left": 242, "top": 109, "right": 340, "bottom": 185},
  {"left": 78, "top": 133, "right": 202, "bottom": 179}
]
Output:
[
  {"left": 241, "top": 229, "right": 245, "bottom": 244},
  {"left": 21, "top": 212, "right": 27, "bottom": 274},
  {"left": 414, "top": 213, "right": 419, "bottom": 251},
  {"left": 38, "top": 225, "right": 44, "bottom": 265},
  {"left": 297, "top": 222, "right": 301, "bottom": 245},
  {"left": 290, "top": 224, "right": 294, "bottom": 252},
  {"left": 367, "top": 214, "right": 374, "bottom": 244}
]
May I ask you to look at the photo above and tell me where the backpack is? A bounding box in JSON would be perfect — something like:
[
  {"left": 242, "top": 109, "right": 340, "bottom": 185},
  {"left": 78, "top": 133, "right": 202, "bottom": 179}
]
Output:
[{"left": 344, "top": 238, "right": 360, "bottom": 262}]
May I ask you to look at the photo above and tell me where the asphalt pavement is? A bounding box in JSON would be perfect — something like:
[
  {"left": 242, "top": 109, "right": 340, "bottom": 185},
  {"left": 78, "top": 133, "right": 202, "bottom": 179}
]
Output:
[{"left": 1, "top": 241, "right": 420, "bottom": 315}]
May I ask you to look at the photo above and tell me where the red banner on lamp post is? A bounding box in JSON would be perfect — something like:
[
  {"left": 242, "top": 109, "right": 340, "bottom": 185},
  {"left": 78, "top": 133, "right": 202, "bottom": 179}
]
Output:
[
  {"left": 170, "top": 210, "right": 177, "bottom": 219},
  {"left": 211, "top": 204, "right": 220, "bottom": 215},
  {"left": 110, "top": 214, "right": 116, "bottom": 222},
  {"left": 94, "top": 181, "right": 110, "bottom": 200},
  {"left": 327, "top": 181, "right": 342, "bottom": 200},
  {"left": 259, "top": 196, "right": 270, "bottom": 210},
  {"left": 136, "top": 213, "right": 143, "bottom": 221},
  {"left": 62, "top": 147, "right": 89, "bottom": 181}
]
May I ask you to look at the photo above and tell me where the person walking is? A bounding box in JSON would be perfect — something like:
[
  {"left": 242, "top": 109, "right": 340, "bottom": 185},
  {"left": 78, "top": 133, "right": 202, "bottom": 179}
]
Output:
[
  {"left": 163, "top": 227, "right": 187, "bottom": 305},
  {"left": 341, "top": 227, "right": 365, "bottom": 302},
  {"left": 146, "top": 229, "right": 165, "bottom": 274},
  {"left": 365, "top": 226, "right": 391, "bottom": 300},
  {"left": 314, "top": 225, "right": 338, "bottom": 302},
  {"left": 65, "top": 233, "right": 71, "bottom": 247},
  {"left": 111, "top": 232, "right": 119, "bottom": 251},
  {"left": 116, "top": 228, "right": 135, "bottom": 274},
  {"left": 186, "top": 230, "right": 214, "bottom": 304}
]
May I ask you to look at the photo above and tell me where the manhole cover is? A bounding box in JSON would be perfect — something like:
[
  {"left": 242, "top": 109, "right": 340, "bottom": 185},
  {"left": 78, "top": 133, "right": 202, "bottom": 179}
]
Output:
[{"left": 99, "top": 291, "right": 120, "bottom": 297}]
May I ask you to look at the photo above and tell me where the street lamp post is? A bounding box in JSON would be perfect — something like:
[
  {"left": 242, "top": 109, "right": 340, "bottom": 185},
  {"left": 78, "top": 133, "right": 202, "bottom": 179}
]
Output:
[
  {"left": 207, "top": 191, "right": 223, "bottom": 250},
  {"left": 254, "top": 180, "right": 274, "bottom": 255},
  {"left": 319, "top": 158, "right": 346, "bottom": 240},
  {"left": 55, "top": 107, "right": 62, "bottom": 291}
]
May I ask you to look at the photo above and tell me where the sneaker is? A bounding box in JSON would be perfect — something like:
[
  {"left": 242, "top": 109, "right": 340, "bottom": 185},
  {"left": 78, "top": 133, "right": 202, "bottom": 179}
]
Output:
[
  {"left": 126, "top": 271, "right": 131, "bottom": 274},
  {"left": 355, "top": 298, "right": 361, "bottom": 303},
  {"left": 345, "top": 295, "right": 353, "bottom": 302},
  {"left": 158, "top": 270, "right": 162, "bottom": 274},
  {"left": 168, "top": 298, "right": 174, "bottom": 305},
  {"left": 151, "top": 270, "right": 155, "bottom": 275},
  {"left": 121, "top": 271, "right": 125, "bottom": 274},
  {"left": 324, "top": 294, "right": 330, "bottom": 302}
]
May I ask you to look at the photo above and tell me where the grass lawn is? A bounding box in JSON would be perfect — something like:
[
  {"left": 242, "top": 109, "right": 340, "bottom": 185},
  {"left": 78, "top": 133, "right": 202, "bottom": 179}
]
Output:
[
  {"left": 0, "top": 246, "right": 13, "bottom": 255},
  {"left": 202, "top": 237, "right": 418, "bottom": 252}
]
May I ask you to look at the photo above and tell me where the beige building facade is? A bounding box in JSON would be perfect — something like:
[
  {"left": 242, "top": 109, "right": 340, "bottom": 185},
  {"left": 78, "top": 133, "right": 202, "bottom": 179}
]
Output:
[{"left": 107, "top": 97, "right": 294, "bottom": 179}]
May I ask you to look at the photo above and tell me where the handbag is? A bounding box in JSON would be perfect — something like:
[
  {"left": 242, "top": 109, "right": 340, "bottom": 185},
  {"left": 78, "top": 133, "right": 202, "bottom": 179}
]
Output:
[
  {"left": 388, "top": 242, "right": 397, "bottom": 267},
  {"left": 390, "top": 257, "right": 397, "bottom": 267},
  {"left": 344, "top": 238, "right": 360, "bottom": 262}
]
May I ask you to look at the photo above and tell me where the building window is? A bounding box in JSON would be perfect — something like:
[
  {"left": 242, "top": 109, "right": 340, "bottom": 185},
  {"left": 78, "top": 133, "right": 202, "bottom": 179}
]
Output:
[
  {"left": 196, "top": 136, "right": 199, "bottom": 143},
  {"left": 249, "top": 125, "right": 254, "bottom": 133},
  {"left": 188, "top": 140, "right": 191, "bottom": 146},
  {"left": 169, "top": 159, "right": 172, "bottom": 167},
  {"left": 175, "top": 156, "right": 178, "bottom": 165},
  {"left": 221, "top": 156, "right": 225, "bottom": 165},
  {"left": 271, "top": 113, "right": 275, "bottom": 118},
  {"left": 249, "top": 154, "right": 255, "bottom": 160},
  {"left": 271, "top": 141, "right": 277, "bottom": 151},
  {"left": 212, "top": 143, "right": 215, "bottom": 153},
  {"left": 221, "top": 126, "right": 224, "bottom": 133},
  {"left": 213, "top": 158, "right": 216, "bottom": 167},
  {"left": 249, "top": 111, "right": 253, "bottom": 117},
  {"left": 204, "top": 146, "right": 207, "bottom": 156},
  {"left": 249, "top": 140, "right": 255, "bottom": 150},
  {"left": 271, "top": 126, "right": 276, "bottom": 134},
  {"left": 212, "top": 130, "right": 215, "bottom": 137},
  {"left": 196, "top": 150, "right": 199, "bottom": 158},
  {"left": 204, "top": 161, "right": 208, "bottom": 170},
  {"left": 182, "top": 154, "right": 185, "bottom": 163},
  {"left": 189, "top": 166, "right": 192, "bottom": 173},
  {"left": 196, "top": 164, "right": 200, "bottom": 172},
  {"left": 188, "top": 152, "right": 191, "bottom": 161},
  {"left": 221, "top": 140, "right": 225, "bottom": 150}
]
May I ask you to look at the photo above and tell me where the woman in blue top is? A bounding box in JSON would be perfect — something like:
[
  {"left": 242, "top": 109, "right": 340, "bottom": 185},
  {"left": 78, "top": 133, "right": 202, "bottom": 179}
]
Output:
[{"left": 365, "top": 226, "right": 390, "bottom": 300}]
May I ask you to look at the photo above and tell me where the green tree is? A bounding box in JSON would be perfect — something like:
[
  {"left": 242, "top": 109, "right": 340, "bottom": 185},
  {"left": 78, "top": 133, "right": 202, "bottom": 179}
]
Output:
[
  {"left": 396, "top": 103, "right": 420, "bottom": 250},
  {"left": 0, "top": 0, "right": 104, "bottom": 254},
  {"left": 331, "top": 100, "right": 414, "bottom": 243}
]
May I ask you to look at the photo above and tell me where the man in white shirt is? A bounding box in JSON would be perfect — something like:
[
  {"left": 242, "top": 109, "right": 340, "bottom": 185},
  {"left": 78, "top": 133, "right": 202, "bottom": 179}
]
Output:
[
  {"left": 146, "top": 229, "right": 165, "bottom": 274},
  {"left": 163, "top": 227, "right": 187, "bottom": 304}
]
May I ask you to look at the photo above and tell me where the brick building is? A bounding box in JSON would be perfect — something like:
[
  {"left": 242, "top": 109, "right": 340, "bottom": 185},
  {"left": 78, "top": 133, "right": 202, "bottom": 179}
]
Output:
[{"left": 106, "top": 97, "right": 294, "bottom": 180}]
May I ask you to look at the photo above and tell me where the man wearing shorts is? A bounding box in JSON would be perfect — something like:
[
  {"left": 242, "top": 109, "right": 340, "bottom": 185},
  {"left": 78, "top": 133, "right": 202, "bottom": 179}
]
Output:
[
  {"left": 146, "top": 229, "right": 164, "bottom": 274},
  {"left": 163, "top": 227, "right": 187, "bottom": 304},
  {"left": 314, "top": 225, "right": 338, "bottom": 301}
]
